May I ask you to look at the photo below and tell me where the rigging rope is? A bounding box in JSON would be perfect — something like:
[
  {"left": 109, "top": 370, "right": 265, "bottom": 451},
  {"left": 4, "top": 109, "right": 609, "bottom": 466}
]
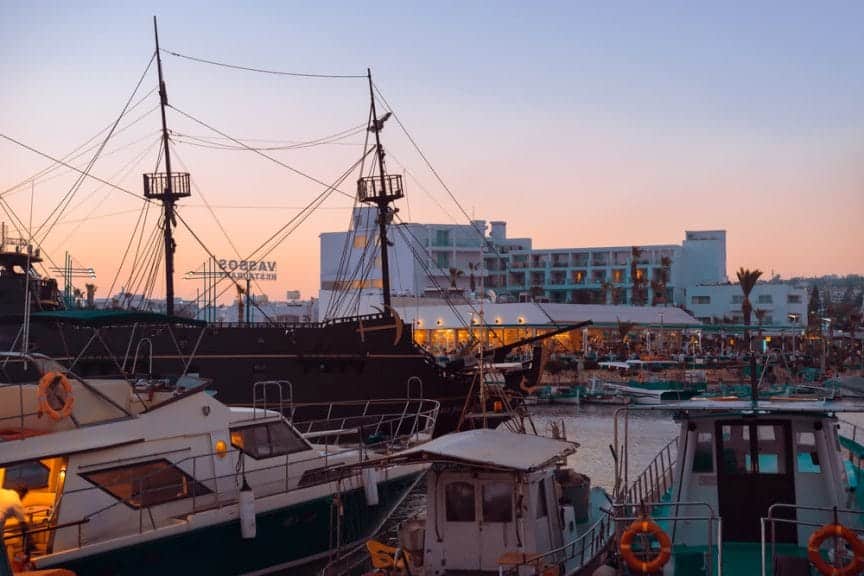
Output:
[
  {"left": 34, "top": 52, "right": 157, "bottom": 245},
  {"left": 167, "top": 104, "right": 356, "bottom": 200},
  {"left": 161, "top": 49, "right": 367, "bottom": 79}
]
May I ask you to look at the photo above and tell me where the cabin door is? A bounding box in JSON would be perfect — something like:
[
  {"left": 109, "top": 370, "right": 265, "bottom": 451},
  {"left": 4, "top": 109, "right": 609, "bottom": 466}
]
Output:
[
  {"left": 440, "top": 478, "right": 482, "bottom": 570},
  {"left": 715, "top": 420, "right": 796, "bottom": 542},
  {"left": 478, "top": 478, "right": 518, "bottom": 571}
]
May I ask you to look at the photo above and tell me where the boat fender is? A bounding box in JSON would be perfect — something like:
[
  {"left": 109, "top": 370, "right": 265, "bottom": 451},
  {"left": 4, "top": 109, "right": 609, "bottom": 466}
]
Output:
[
  {"left": 362, "top": 467, "right": 380, "bottom": 506},
  {"left": 239, "top": 482, "right": 256, "bottom": 539}
]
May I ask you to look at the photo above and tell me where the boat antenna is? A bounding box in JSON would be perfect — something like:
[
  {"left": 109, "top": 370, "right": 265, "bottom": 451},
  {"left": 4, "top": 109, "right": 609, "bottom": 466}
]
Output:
[
  {"left": 358, "top": 68, "right": 402, "bottom": 310},
  {"left": 145, "top": 16, "right": 191, "bottom": 317}
]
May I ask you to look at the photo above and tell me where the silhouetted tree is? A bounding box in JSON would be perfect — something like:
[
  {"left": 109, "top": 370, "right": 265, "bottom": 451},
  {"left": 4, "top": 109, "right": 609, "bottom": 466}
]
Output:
[{"left": 736, "top": 267, "right": 763, "bottom": 350}]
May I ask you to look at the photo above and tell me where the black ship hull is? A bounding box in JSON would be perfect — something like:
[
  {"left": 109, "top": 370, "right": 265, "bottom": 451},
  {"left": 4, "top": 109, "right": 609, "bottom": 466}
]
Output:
[{"left": 0, "top": 311, "right": 479, "bottom": 434}]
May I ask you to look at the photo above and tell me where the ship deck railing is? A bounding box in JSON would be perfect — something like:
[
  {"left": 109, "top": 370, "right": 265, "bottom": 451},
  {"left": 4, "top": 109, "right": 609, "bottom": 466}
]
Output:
[
  {"left": 235, "top": 397, "right": 440, "bottom": 448},
  {"left": 610, "top": 501, "right": 724, "bottom": 576},
  {"left": 761, "top": 503, "right": 864, "bottom": 576},
  {"left": 621, "top": 436, "right": 679, "bottom": 505},
  {"left": 496, "top": 512, "right": 615, "bottom": 575}
]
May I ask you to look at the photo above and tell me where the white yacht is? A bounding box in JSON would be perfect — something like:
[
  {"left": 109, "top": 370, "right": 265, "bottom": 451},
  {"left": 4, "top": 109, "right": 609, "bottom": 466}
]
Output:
[{"left": 0, "top": 353, "right": 436, "bottom": 575}]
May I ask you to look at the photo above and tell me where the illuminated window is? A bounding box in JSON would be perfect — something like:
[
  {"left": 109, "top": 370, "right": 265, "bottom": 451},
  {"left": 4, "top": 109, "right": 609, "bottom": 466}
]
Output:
[
  {"left": 353, "top": 235, "right": 367, "bottom": 249},
  {"left": 81, "top": 459, "right": 210, "bottom": 509},
  {"left": 230, "top": 421, "right": 309, "bottom": 460},
  {"left": 612, "top": 269, "right": 624, "bottom": 283}
]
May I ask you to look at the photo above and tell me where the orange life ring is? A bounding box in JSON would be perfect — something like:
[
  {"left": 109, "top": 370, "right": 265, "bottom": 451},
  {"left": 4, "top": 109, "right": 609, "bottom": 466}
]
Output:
[
  {"left": 37, "top": 372, "right": 75, "bottom": 421},
  {"left": 619, "top": 517, "right": 672, "bottom": 573},
  {"left": 808, "top": 523, "right": 864, "bottom": 576}
]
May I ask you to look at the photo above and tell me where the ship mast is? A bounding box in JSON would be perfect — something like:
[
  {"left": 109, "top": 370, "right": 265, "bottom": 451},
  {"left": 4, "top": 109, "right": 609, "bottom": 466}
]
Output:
[
  {"left": 359, "top": 69, "right": 401, "bottom": 310},
  {"left": 145, "top": 16, "right": 190, "bottom": 317}
]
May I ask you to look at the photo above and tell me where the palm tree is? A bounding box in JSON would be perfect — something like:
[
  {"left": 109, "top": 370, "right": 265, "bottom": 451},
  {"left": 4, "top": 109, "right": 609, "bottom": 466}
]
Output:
[
  {"left": 467, "top": 262, "right": 480, "bottom": 293},
  {"left": 448, "top": 267, "right": 464, "bottom": 290},
  {"left": 616, "top": 319, "right": 636, "bottom": 358},
  {"left": 754, "top": 308, "right": 767, "bottom": 347},
  {"left": 736, "top": 267, "right": 763, "bottom": 350}
]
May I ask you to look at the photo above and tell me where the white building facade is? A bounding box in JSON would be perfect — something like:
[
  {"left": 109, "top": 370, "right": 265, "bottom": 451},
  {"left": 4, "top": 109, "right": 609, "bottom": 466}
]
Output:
[
  {"left": 319, "top": 208, "right": 727, "bottom": 319},
  {"left": 685, "top": 283, "right": 808, "bottom": 328}
]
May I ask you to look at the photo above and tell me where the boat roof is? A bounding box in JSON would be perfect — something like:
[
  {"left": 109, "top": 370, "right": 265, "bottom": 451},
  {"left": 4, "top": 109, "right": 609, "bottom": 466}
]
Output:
[
  {"left": 393, "top": 429, "right": 577, "bottom": 472},
  {"left": 633, "top": 397, "right": 864, "bottom": 415}
]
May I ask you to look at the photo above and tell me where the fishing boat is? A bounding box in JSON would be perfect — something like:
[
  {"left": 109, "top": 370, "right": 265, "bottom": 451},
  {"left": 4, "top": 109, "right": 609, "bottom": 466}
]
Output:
[
  {"left": 0, "top": 353, "right": 437, "bottom": 575},
  {"left": 359, "top": 429, "right": 613, "bottom": 575},
  {"left": 0, "top": 20, "right": 580, "bottom": 437},
  {"left": 602, "top": 393, "right": 864, "bottom": 575}
]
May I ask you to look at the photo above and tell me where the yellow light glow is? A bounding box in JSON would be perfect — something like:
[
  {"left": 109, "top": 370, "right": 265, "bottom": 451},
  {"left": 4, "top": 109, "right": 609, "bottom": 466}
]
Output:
[{"left": 215, "top": 440, "right": 228, "bottom": 458}]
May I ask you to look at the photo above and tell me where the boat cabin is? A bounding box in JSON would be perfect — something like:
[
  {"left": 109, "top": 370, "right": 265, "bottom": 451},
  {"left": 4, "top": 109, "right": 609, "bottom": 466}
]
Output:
[
  {"left": 381, "top": 429, "right": 611, "bottom": 575},
  {"left": 618, "top": 399, "right": 864, "bottom": 574}
]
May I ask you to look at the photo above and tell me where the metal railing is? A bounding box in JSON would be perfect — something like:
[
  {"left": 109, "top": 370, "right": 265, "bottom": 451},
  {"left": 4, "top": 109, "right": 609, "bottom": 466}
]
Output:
[
  {"left": 497, "top": 514, "right": 614, "bottom": 575},
  {"left": 625, "top": 436, "right": 678, "bottom": 505},
  {"left": 611, "top": 501, "right": 723, "bottom": 576},
  {"left": 291, "top": 399, "right": 440, "bottom": 448},
  {"left": 761, "top": 504, "right": 864, "bottom": 576}
]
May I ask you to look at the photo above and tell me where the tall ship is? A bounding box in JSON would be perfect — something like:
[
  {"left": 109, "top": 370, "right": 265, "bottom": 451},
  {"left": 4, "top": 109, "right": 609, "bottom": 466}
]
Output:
[{"left": 0, "top": 19, "right": 575, "bottom": 435}]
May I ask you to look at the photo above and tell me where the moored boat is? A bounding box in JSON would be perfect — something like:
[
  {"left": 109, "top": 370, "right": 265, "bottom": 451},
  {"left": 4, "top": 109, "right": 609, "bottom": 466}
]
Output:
[
  {"left": 357, "top": 429, "right": 613, "bottom": 575},
  {"left": 602, "top": 396, "right": 864, "bottom": 574},
  {"left": 0, "top": 353, "right": 437, "bottom": 575}
]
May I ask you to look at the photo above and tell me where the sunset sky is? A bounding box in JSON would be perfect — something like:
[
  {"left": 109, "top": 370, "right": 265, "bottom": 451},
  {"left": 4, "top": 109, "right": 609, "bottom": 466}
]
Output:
[{"left": 1, "top": 1, "right": 862, "bottom": 303}]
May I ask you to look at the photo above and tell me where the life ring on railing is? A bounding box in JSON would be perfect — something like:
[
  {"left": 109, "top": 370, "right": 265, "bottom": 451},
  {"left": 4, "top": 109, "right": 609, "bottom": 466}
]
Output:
[
  {"left": 37, "top": 372, "right": 75, "bottom": 421},
  {"left": 808, "top": 523, "right": 864, "bottom": 576},
  {"left": 619, "top": 517, "right": 672, "bottom": 573}
]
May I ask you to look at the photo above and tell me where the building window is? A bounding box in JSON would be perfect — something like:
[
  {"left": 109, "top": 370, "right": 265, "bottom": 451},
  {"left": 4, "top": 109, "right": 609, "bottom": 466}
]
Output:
[
  {"left": 757, "top": 294, "right": 773, "bottom": 304},
  {"left": 230, "top": 421, "right": 309, "bottom": 460},
  {"left": 3, "top": 461, "right": 50, "bottom": 491},
  {"left": 731, "top": 295, "right": 743, "bottom": 304},
  {"left": 436, "top": 252, "right": 450, "bottom": 268},
  {"left": 81, "top": 459, "right": 211, "bottom": 509},
  {"left": 482, "top": 482, "right": 513, "bottom": 523},
  {"left": 612, "top": 269, "right": 624, "bottom": 283},
  {"left": 435, "top": 230, "right": 450, "bottom": 246},
  {"left": 353, "top": 235, "right": 367, "bottom": 249},
  {"left": 691, "top": 295, "right": 711, "bottom": 305},
  {"left": 787, "top": 294, "right": 802, "bottom": 304},
  {"left": 445, "top": 481, "right": 475, "bottom": 522}
]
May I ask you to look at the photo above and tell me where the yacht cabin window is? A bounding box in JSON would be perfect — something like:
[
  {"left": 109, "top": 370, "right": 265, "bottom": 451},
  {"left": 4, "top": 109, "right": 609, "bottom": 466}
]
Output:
[
  {"left": 2, "top": 461, "right": 50, "bottom": 490},
  {"left": 692, "top": 432, "right": 714, "bottom": 473},
  {"left": 482, "top": 482, "right": 513, "bottom": 523},
  {"left": 536, "top": 479, "right": 548, "bottom": 518},
  {"left": 81, "top": 459, "right": 211, "bottom": 509},
  {"left": 720, "top": 423, "right": 789, "bottom": 475},
  {"left": 796, "top": 431, "right": 821, "bottom": 473},
  {"left": 230, "top": 421, "right": 309, "bottom": 460},
  {"left": 445, "top": 481, "right": 475, "bottom": 522}
]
